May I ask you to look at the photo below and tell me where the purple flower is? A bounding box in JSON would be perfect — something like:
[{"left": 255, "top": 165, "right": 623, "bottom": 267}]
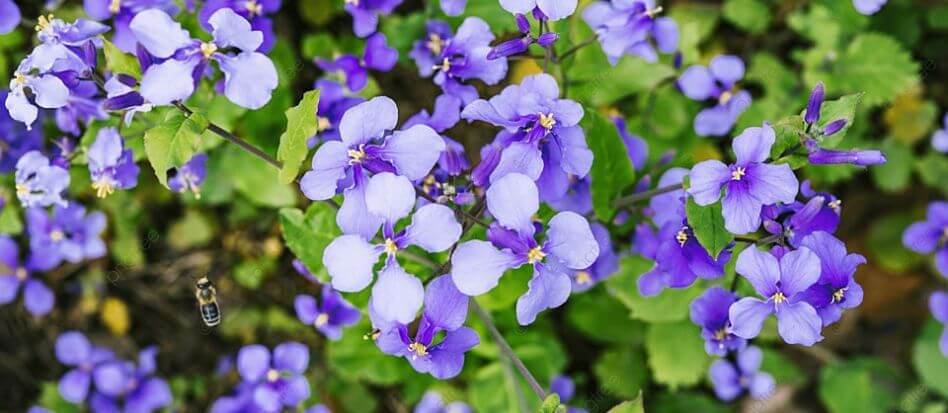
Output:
[
  {"left": 198, "top": 0, "right": 282, "bottom": 52},
  {"left": 26, "top": 204, "right": 107, "bottom": 268},
  {"left": 375, "top": 275, "right": 479, "bottom": 379},
  {"left": 549, "top": 375, "right": 588, "bottom": 413},
  {"left": 487, "top": 14, "right": 558, "bottom": 61},
  {"left": 129, "top": 8, "right": 278, "bottom": 109},
  {"left": 414, "top": 391, "right": 472, "bottom": 413},
  {"left": 88, "top": 128, "right": 140, "bottom": 198},
  {"left": 312, "top": 79, "right": 364, "bottom": 144},
  {"left": 709, "top": 346, "right": 775, "bottom": 401},
  {"left": 317, "top": 33, "right": 397, "bottom": 93},
  {"left": 15, "top": 151, "right": 71, "bottom": 208},
  {"left": 614, "top": 115, "right": 648, "bottom": 170},
  {"left": 677, "top": 55, "right": 752, "bottom": 137},
  {"left": 854, "top": 0, "right": 887, "bottom": 15},
  {"left": 294, "top": 285, "right": 361, "bottom": 340},
  {"left": 451, "top": 173, "right": 600, "bottom": 324},
  {"left": 404, "top": 94, "right": 470, "bottom": 177},
  {"left": 729, "top": 246, "right": 824, "bottom": 346},
  {"left": 499, "top": 0, "right": 577, "bottom": 21},
  {"left": 346, "top": 0, "right": 404, "bottom": 38},
  {"left": 102, "top": 74, "right": 154, "bottom": 125},
  {"left": 0, "top": 237, "right": 55, "bottom": 316},
  {"left": 299, "top": 97, "right": 445, "bottom": 239},
  {"left": 570, "top": 222, "right": 619, "bottom": 292},
  {"left": 323, "top": 172, "right": 461, "bottom": 323},
  {"left": 690, "top": 286, "right": 746, "bottom": 356},
  {"left": 933, "top": 114, "right": 948, "bottom": 153},
  {"left": 688, "top": 122, "right": 799, "bottom": 235},
  {"left": 84, "top": 0, "right": 179, "bottom": 52},
  {"left": 583, "top": 0, "right": 678, "bottom": 65},
  {"left": 0, "top": 90, "right": 43, "bottom": 172},
  {"left": 410, "top": 18, "right": 508, "bottom": 104},
  {"left": 0, "top": 0, "right": 20, "bottom": 34},
  {"left": 87, "top": 347, "right": 172, "bottom": 413},
  {"left": 55, "top": 331, "right": 116, "bottom": 403},
  {"left": 547, "top": 176, "right": 592, "bottom": 214},
  {"left": 903, "top": 201, "right": 948, "bottom": 277},
  {"left": 796, "top": 232, "right": 865, "bottom": 326},
  {"left": 930, "top": 291, "right": 948, "bottom": 356},
  {"left": 636, "top": 220, "right": 730, "bottom": 296},
  {"left": 462, "top": 74, "right": 591, "bottom": 192},
  {"left": 761, "top": 190, "right": 840, "bottom": 247},
  {"left": 167, "top": 153, "right": 208, "bottom": 198},
  {"left": 647, "top": 167, "right": 688, "bottom": 228},
  {"left": 236, "top": 342, "right": 311, "bottom": 412}
]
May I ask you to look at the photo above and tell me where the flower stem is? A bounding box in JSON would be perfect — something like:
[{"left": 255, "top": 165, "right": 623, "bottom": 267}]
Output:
[
  {"left": 471, "top": 301, "right": 548, "bottom": 401},
  {"left": 613, "top": 183, "right": 684, "bottom": 208},
  {"left": 556, "top": 35, "right": 597, "bottom": 63}
]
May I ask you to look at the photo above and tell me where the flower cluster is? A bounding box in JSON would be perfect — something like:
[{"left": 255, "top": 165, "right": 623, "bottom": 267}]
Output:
[
  {"left": 317, "top": 33, "right": 397, "bottom": 93},
  {"left": 210, "top": 342, "right": 312, "bottom": 412},
  {"left": 677, "top": 55, "right": 751, "bottom": 137},
  {"left": 583, "top": 0, "right": 679, "bottom": 65}
]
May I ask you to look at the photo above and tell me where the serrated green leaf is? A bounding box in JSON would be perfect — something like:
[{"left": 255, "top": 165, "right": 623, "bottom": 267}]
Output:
[
  {"left": 685, "top": 198, "right": 733, "bottom": 260},
  {"left": 723, "top": 0, "right": 771, "bottom": 34},
  {"left": 645, "top": 321, "right": 710, "bottom": 389},
  {"left": 831, "top": 34, "right": 919, "bottom": 107},
  {"left": 279, "top": 202, "right": 339, "bottom": 283},
  {"left": 143, "top": 111, "right": 208, "bottom": 187},
  {"left": 607, "top": 393, "right": 645, "bottom": 413},
  {"left": 277, "top": 89, "right": 320, "bottom": 184},
  {"left": 102, "top": 39, "right": 141, "bottom": 78},
  {"left": 582, "top": 109, "right": 635, "bottom": 221}
]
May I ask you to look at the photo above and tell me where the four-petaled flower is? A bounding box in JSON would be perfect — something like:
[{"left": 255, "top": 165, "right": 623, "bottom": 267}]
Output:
[
  {"left": 87, "top": 127, "right": 140, "bottom": 198},
  {"left": 236, "top": 342, "right": 311, "bottom": 412},
  {"left": 0, "top": 236, "right": 55, "bottom": 316},
  {"left": 690, "top": 286, "right": 746, "bottom": 356},
  {"left": 709, "top": 346, "right": 775, "bottom": 401},
  {"left": 15, "top": 151, "right": 70, "bottom": 208},
  {"left": 583, "top": 0, "right": 679, "bottom": 65},
  {"left": 294, "top": 284, "right": 362, "bottom": 340},
  {"left": 677, "top": 55, "right": 752, "bottom": 137},
  {"left": 797, "top": 231, "right": 865, "bottom": 326},
  {"left": 903, "top": 201, "right": 948, "bottom": 277}
]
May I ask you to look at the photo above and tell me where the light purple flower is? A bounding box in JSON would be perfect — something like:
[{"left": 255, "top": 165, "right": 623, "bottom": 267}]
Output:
[
  {"left": 311, "top": 79, "right": 364, "bottom": 144},
  {"left": 487, "top": 14, "right": 559, "bottom": 61},
  {"left": 84, "top": 0, "right": 179, "bottom": 52},
  {"left": 0, "top": 237, "right": 55, "bottom": 316},
  {"left": 102, "top": 74, "right": 154, "bottom": 126},
  {"left": 932, "top": 114, "right": 947, "bottom": 153},
  {"left": 55, "top": 331, "right": 116, "bottom": 403},
  {"left": 690, "top": 286, "right": 746, "bottom": 356},
  {"left": 414, "top": 391, "right": 472, "bottom": 413},
  {"left": 614, "top": 116, "right": 648, "bottom": 170},
  {"left": 0, "top": 90, "right": 43, "bottom": 172},
  {"left": 236, "top": 342, "right": 311, "bottom": 412},
  {"left": 299, "top": 96, "right": 445, "bottom": 239},
  {"left": 636, "top": 220, "right": 730, "bottom": 296},
  {"left": 0, "top": 0, "right": 20, "bottom": 34},
  {"left": 729, "top": 246, "right": 824, "bottom": 346},
  {"left": 294, "top": 285, "right": 361, "bottom": 340},
  {"left": 346, "top": 0, "right": 404, "bottom": 38},
  {"left": 323, "top": 172, "right": 461, "bottom": 323},
  {"left": 88, "top": 128, "right": 140, "bottom": 198},
  {"left": 796, "top": 232, "right": 865, "bottom": 326},
  {"left": 903, "top": 201, "right": 948, "bottom": 277},
  {"left": 930, "top": 291, "right": 948, "bottom": 357},
  {"left": 451, "top": 173, "right": 599, "bottom": 324},
  {"left": 583, "top": 0, "right": 678, "bottom": 65},
  {"left": 317, "top": 33, "right": 397, "bottom": 93},
  {"left": 499, "top": 0, "right": 577, "bottom": 21},
  {"left": 761, "top": 189, "right": 840, "bottom": 247},
  {"left": 26, "top": 204, "right": 107, "bottom": 269},
  {"left": 168, "top": 153, "right": 208, "bottom": 198},
  {"left": 375, "top": 275, "right": 479, "bottom": 379},
  {"left": 677, "top": 55, "right": 752, "bottom": 136},
  {"left": 87, "top": 347, "right": 172, "bottom": 413},
  {"left": 129, "top": 8, "right": 278, "bottom": 109},
  {"left": 709, "top": 346, "right": 775, "bottom": 401},
  {"left": 404, "top": 94, "right": 470, "bottom": 177},
  {"left": 853, "top": 0, "right": 887, "bottom": 15},
  {"left": 569, "top": 223, "right": 619, "bottom": 292},
  {"left": 688, "top": 122, "right": 799, "bottom": 234},
  {"left": 15, "top": 151, "right": 71, "bottom": 208},
  {"left": 410, "top": 18, "right": 508, "bottom": 104},
  {"left": 198, "top": 0, "right": 281, "bottom": 52}
]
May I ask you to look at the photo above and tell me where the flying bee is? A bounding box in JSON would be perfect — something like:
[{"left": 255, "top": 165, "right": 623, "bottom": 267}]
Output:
[{"left": 195, "top": 276, "right": 221, "bottom": 327}]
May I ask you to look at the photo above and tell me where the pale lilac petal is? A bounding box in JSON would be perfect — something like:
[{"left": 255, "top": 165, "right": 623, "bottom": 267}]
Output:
[
  {"left": 746, "top": 163, "right": 798, "bottom": 206},
  {"left": 140, "top": 58, "right": 199, "bottom": 105},
  {"left": 853, "top": 0, "right": 887, "bottom": 15},
  {"left": 537, "top": 0, "right": 577, "bottom": 20},
  {"left": 5, "top": 92, "right": 38, "bottom": 128},
  {"left": 736, "top": 345, "right": 763, "bottom": 372},
  {"left": 300, "top": 141, "right": 349, "bottom": 200},
  {"left": 337, "top": 181, "right": 383, "bottom": 239},
  {"left": 0, "top": 0, "right": 21, "bottom": 35},
  {"left": 56, "top": 332, "right": 91, "bottom": 366},
  {"left": 219, "top": 52, "right": 278, "bottom": 109},
  {"left": 545, "top": 212, "right": 599, "bottom": 269},
  {"left": 487, "top": 173, "right": 539, "bottom": 235},
  {"left": 294, "top": 294, "right": 318, "bottom": 325},
  {"left": 93, "top": 363, "right": 127, "bottom": 397},
  {"left": 253, "top": 386, "right": 281, "bottom": 412},
  {"left": 688, "top": 160, "right": 729, "bottom": 205},
  {"left": 722, "top": 185, "right": 764, "bottom": 235},
  {"left": 323, "top": 235, "right": 381, "bottom": 292},
  {"left": 236, "top": 345, "right": 270, "bottom": 382},
  {"left": 365, "top": 172, "right": 416, "bottom": 224},
  {"left": 749, "top": 372, "right": 776, "bottom": 399},
  {"left": 732, "top": 123, "right": 775, "bottom": 165},
  {"left": 209, "top": 8, "right": 262, "bottom": 52},
  {"left": 31, "top": 75, "right": 70, "bottom": 109},
  {"left": 339, "top": 96, "right": 398, "bottom": 146},
  {"left": 23, "top": 279, "right": 54, "bottom": 316},
  {"left": 273, "top": 342, "right": 309, "bottom": 373},
  {"left": 370, "top": 263, "right": 424, "bottom": 324},
  {"left": 709, "top": 360, "right": 741, "bottom": 401},
  {"left": 678, "top": 66, "right": 715, "bottom": 101},
  {"left": 710, "top": 55, "right": 745, "bottom": 87},
  {"left": 775, "top": 301, "right": 823, "bottom": 346},
  {"left": 729, "top": 297, "right": 773, "bottom": 339},
  {"left": 425, "top": 275, "right": 469, "bottom": 330},
  {"left": 557, "top": 126, "right": 593, "bottom": 177},
  {"left": 778, "top": 247, "right": 821, "bottom": 297},
  {"left": 281, "top": 375, "right": 311, "bottom": 405},
  {"left": 129, "top": 9, "right": 193, "bottom": 59},
  {"left": 490, "top": 142, "right": 544, "bottom": 183},
  {"left": 936, "top": 248, "right": 948, "bottom": 277},
  {"left": 380, "top": 125, "right": 445, "bottom": 180},
  {"left": 516, "top": 265, "right": 571, "bottom": 325},
  {"left": 0, "top": 275, "right": 19, "bottom": 304},
  {"left": 59, "top": 370, "right": 91, "bottom": 403},
  {"left": 499, "top": 0, "right": 536, "bottom": 15},
  {"left": 404, "top": 204, "right": 462, "bottom": 252},
  {"left": 736, "top": 247, "right": 780, "bottom": 297},
  {"left": 903, "top": 222, "right": 940, "bottom": 253},
  {"left": 441, "top": 0, "right": 467, "bottom": 15},
  {"left": 451, "top": 241, "right": 521, "bottom": 296}
]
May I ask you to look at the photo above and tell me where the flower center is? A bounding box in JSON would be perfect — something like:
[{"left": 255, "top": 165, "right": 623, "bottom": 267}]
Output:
[
  {"left": 575, "top": 271, "right": 592, "bottom": 285},
  {"left": 245, "top": 0, "right": 263, "bottom": 16},
  {"left": 539, "top": 113, "right": 556, "bottom": 130},
  {"left": 109, "top": 0, "right": 122, "bottom": 14},
  {"left": 408, "top": 342, "right": 428, "bottom": 358},
  {"left": 427, "top": 33, "right": 444, "bottom": 55},
  {"left": 35, "top": 15, "right": 53, "bottom": 32},
  {"left": 831, "top": 288, "right": 847, "bottom": 303},
  {"left": 14, "top": 73, "right": 27, "bottom": 86},
  {"left": 384, "top": 238, "right": 398, "bottom": 255},
  {"left": 433, "top": 57, "right": 452, "bottom": 72},
  {"left": 15, "top": 267, "right": 28, "bottom": 281},
  {"left": 719, "top": 90, "right": 733, "bottom": 105},
  {"left": 200, "top": 42, "right": 218, "bottom": 59},
  {"left": 645, "top": 5, "right": 664, "bottom": 18},
  {"left": 50, "top": 230, "right": 65, "bottom": 242},
  {"left": 828, "top": 199, "right": 842, "bottom": 211},
  {"left": 731, "top": 167, "right": 746, "bottom": 181},
  {"left": 713, "top": 327, "right": 728, "bottom": 341},
  {"left": 92, "top": 179, "right": 115, "bottom": 198},
  {"left": 316, "top": 116, "right": 331, "bottom": 132},
  {"left": 676, "top": 227, "right": 689, "bottom": 247},
  {"left": 15, "top": 183, "right": 29, "bottom": 197},
  {"left": 266, "top": 369, "right": 280, "bottom": 383},
  {"left": 771, "top": 291, "right": 787, "bottom": 304},
  {"left": 347, "top": 145, "right": 366, "bottom": 164},
  {"left": 527, "top": 246, "right": 546, "bottom": 264},
  {"left": 314, "top": 313, "right": 329, "bottom": 327}
]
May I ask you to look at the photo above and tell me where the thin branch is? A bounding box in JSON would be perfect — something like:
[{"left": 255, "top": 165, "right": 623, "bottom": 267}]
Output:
[
  {"left": 613, "top": 183, "right": 684, "bottom": 208},
  {"left": 173, "top": 103, "right": 281, "bottom": 169},
  {"left": 471, "top": 301, "right": 548, "bottom": 400},
  {"left": 556, "top": 35, "right": 597, "bottom": 62}
]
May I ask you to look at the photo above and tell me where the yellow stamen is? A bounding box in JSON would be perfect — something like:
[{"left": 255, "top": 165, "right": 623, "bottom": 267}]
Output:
[
  {"left": 245, "top": 0, "right": 263, "bottom": 16},
  {"left": 15, "top": 267, "right": 28, "bottom": 281},
  {"left": 575, "top": 271, "right": 592, "bottom": 285},
  {"left": 314, "top": 313, "right": 329, "bottom": 327},
  {"left": 317, "top": 116, "right": 331, "bottom": 132},
  {"left": 15, "top": 183, "right": 29, "bottom": 197},
  {"left": 676, "top": 227, "right": 689, "bottom": 247},
  {"left": 831, "top": 288, "right": 846, "bottom": 303},
  {"left": 109, "top": 0, "right": 122, "bottom": 14},
  {"left": 433, "top": 57, "right": 451, "bottom": 72},
  {"left": 266, "top": 369, "right": 280, "bottom": 382},
  {"left": 50, "top": 230, "right": 65, "bottom": 242},
  {"left": 363, "top": 329, "right": 381, "bottom": 341},
  {"left": 828, "top": 199, "right": 841, "bottom": 211},
  {"left": 92, "top": 180, "right": 115, "bottom": 198},
  {"left": 14, "top": 73, "right": 27, "bottom": 86},
  {"left": 539, "top": 113, "right": 556, "bottom": 130},
  {"left": 527, "top": 247, "right": 546, "bottom": 264},
  {"left": 422, "top": 175, "right": 439, "bottom": 193},
  {"left": 731, "top": 167, "right": 746, "bottom": 181},
  {"left": 347, "top": 146, "right": 366, "bottom": 164},
  {"left": 384, "top": 238, "right": 398, "bottom": 255},
  {"left": 645, "top": 5, "right": 664, "bottom": 18},
  {"left": 427, "top": 33, "right": 444, "bottom": 55},
  {"left": 719, "top": 90, "right": 733, "bottom": 105},
  {"left": 408, "top": 342, "right": 428, "bottom": 358},
  {"left": 200, "top": 42, "right": 218, "bottom": 59},
  {"left": 771, "top": 292, "right": 787, "bottom": 304},
  {"left": 35, "top": 15, "right": 54, "bottom": 32}
]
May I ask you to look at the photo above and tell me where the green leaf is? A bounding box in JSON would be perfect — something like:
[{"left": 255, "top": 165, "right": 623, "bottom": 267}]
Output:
[
  {"left": 607, "top": 393, "right": 645, "bottom": 413},
  {"left": 569, "top": 59, "right": 676, "bottom": 106},
  {"left": 538, "top": 394, "right": 564, "bottom": 413},
  {"left": 831, "top": 34, "right": 919, "bottom": 107},
  {"left": 867, "top": 212, "right": 924, "bottom": 272},
  {"left": 143, "top": 110, "right": 209, "bottom": 187},
  {"left": 593, "top": 347, "right": 648, "bottom": 399},
  {"left": 221, "top": 146, "right": 297, "bottom": 207},
  {"left": 567, "top": 288, "right": 645, "bottom": 344},
  {"left": 722, "top": 0, "right": 771, "bottom": 34},
  {"left": 0, "top": 193, "right": 23, "bottom": 235},
  {"left": 102, "top": 39, "right": 141, "bottom": 78},
  {"left": 277, "top": 89, "right": 320, "bottom": 184},
  {"left": 917, "top": 152, "right": 948, "bottom": 196},
  {"left": 279, "top": 202, "right": 340, "bottom": 283},
  {"left": 469, "top": 362, "right": 538, "bottom": 412},
  {"left": 36, "top": 382, "right": 81, "bottom": 413},
  {"left": 871, "top": 140, "right": 912, "bottom": 192},
  {"left": 685, "top": 198, "right": 733, "bottom": 260},
  {"left": 770, "top": 115, "right": 808, "bottom": 168},
  {"left": 645, "top": 321, "right": 711, "bottom": 389},
  {"left": 653, "top": 392, "right": 730, "bottom": 413},
  {"left": 913, "top": 320, "right": 948, "bottom": 398},
  {"left": 819, "top": 358, "right": 907, "bottom": 413},
  {"left": 761, "top": 347, "right": 807, "bottom": 386},
  {"left": 168, "top": 210, "right": 215, "bottom": 250},
  {"left": 607, "top": 255, "right": 704, "bottom": 323},
  {"left": 582, "top": 109, "right": 635, "bottom": 221}
]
